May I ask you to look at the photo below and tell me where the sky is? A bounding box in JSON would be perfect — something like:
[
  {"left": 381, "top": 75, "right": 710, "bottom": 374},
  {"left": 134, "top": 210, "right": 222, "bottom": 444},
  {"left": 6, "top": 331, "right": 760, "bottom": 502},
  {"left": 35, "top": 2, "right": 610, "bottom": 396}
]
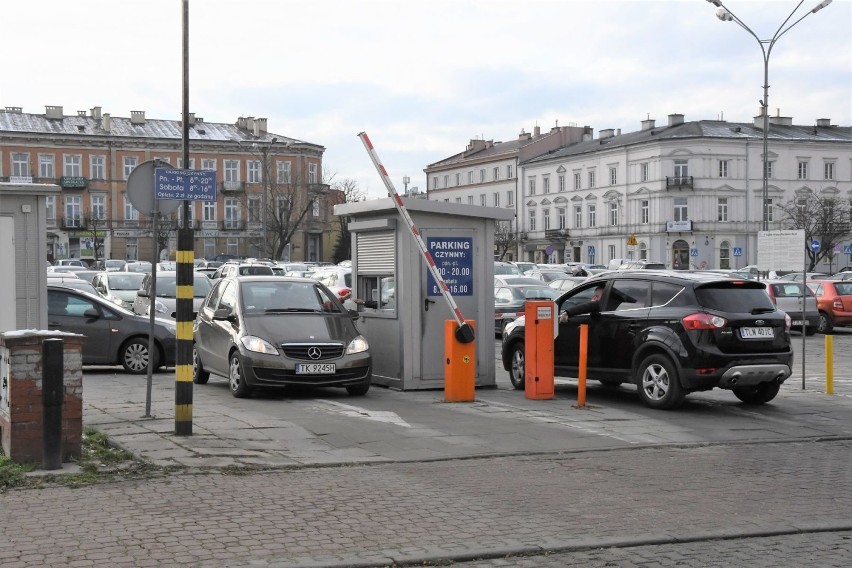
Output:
[{"left": 2, "top": 0, "right": 849, "bottom": 199}]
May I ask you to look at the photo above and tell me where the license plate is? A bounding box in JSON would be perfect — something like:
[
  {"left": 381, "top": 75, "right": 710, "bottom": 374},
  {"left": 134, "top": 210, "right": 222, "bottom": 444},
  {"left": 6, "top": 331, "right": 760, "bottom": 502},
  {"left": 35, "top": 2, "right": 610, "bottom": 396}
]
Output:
[
  {"left": 792, "top": 320, "right": 804, "bottom": 326},
  {"left": 295, "top": 363, "right": 336, "bottom": 374},
  {"left": 741, "top": 327, "right": 774, "bottom": 339}
]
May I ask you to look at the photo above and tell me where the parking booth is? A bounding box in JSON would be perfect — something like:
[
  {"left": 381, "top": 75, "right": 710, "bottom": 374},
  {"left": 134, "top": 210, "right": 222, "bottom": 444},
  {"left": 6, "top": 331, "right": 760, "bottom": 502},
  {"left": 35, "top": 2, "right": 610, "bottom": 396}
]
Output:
[{"left": 334, "top": 197, "right": 514, "bottom": 390}]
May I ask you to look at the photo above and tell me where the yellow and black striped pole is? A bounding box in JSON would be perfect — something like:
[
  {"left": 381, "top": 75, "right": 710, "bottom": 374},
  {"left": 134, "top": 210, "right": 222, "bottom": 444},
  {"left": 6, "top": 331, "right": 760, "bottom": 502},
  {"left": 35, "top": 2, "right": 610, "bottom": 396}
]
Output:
[{"left": 175, "top": 227, "right": 194, "bottom": 435}]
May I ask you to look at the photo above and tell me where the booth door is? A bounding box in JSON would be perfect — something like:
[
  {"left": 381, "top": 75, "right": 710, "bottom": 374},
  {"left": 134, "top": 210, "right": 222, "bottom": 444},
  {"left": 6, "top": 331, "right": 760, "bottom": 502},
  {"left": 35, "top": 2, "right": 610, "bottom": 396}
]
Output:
[{"left": 419, "top": 229, "right": 479, "bottom": 384}]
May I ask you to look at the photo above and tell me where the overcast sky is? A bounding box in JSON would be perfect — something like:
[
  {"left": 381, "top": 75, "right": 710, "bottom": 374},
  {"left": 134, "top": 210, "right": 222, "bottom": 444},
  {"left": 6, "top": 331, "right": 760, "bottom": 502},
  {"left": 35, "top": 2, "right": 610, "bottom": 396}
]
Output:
[{"left": 2, "top": 0, "right": 849, "bottom": 199}]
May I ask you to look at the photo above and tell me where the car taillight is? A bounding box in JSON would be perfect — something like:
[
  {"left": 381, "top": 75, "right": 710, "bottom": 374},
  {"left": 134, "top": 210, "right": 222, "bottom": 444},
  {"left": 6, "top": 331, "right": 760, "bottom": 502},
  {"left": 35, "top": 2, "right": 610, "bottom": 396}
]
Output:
[
  {"left": 833, "top": 298, "right": 843, "bottom": 310},
  {"left": 784, "top": 313, "right": 792, "bottom": 329},
  {"left": 682, "top": 313, "right": 727, "bottom": 330}
]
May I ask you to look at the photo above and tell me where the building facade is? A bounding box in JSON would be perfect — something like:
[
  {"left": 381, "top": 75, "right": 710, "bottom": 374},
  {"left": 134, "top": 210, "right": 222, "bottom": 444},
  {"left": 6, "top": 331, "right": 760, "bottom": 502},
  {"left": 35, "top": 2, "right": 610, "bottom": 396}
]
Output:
[{"left": 0, "top": 105, "right": 340, "bottom": 264}]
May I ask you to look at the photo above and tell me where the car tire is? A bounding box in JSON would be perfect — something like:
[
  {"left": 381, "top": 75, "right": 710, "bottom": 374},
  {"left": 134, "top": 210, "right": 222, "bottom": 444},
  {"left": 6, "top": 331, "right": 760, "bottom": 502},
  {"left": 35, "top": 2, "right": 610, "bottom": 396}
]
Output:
[
  {"left": 120, "top": 338, "right": 158, "bottom": 375},
  {"left": 636, "top": 353, "right": 686, "bottom": 410},
  {"left": 193, "top": 344, "right": 210, "bottom": 385},
  {"left": 228, "top": 352, "right": 253, "bottom": 398},
  {"left": 817, "top": 312, "right": 834, "bottom": 334},
  {"left": 508, "top": 341, "right": 525, "bottom": 390},
  {"left": 345, "top": 383, "right": 370, "bottom": 396},
  {"left": 733, "top": 382, "right": 781, "bottom": 405}
]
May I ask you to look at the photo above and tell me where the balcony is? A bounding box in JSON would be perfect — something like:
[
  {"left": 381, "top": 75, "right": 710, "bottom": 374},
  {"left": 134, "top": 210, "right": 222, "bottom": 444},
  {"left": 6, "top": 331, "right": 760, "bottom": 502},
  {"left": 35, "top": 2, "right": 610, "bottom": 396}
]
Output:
[
  {"left": 220, "top": 180, "right": 245, "bottom": 192},
  {"left": 666, "top": 176, "right": 693, "bottom": 189},
  {"left": 221, "top": 220, "right": 245, "bottom": 231},
  {"left": 59, "top": 216, "right": 83, "bottom": 229},
  {"left": 545, "top": 228, "right": 570, "bottom": 240}
]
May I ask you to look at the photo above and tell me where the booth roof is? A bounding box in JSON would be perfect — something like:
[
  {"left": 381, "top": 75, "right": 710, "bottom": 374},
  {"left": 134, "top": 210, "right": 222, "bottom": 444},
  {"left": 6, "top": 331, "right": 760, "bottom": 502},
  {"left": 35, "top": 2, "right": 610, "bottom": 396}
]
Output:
[{"left": 334, "top": 197, "right": 515, "bottom": 221}]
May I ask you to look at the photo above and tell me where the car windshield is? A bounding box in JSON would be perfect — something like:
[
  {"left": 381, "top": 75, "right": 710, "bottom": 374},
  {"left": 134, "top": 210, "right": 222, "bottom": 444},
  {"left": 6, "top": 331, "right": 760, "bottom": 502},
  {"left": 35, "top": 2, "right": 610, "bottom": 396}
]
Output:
[
  {"left": 240, "top": 281, "right": 345, "bottom": 314},
  {"left": 107, "top": 273, "right": 146, "bottom": 290},
  {"left": 694, "top": 282, "right": 775, "bottom": 313},
  {"left": 155, "top": 275, "right": 214, "bottom": 298},
  {"left": 514, "top": 287, "right": 559, "bottom": 300}
]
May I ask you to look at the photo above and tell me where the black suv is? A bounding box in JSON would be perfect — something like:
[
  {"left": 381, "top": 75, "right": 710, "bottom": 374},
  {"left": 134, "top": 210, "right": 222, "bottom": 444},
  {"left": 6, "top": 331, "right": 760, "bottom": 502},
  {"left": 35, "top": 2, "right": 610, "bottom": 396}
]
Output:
[{"left": 501, "top": 271, "right": 793, "bottom": 409}]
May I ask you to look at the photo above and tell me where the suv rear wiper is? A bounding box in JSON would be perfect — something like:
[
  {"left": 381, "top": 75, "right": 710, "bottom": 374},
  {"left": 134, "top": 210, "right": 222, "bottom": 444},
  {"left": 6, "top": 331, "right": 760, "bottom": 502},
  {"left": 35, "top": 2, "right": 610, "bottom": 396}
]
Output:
[{"left": 750, "top": 307, "right": 775, "bottom": 314}]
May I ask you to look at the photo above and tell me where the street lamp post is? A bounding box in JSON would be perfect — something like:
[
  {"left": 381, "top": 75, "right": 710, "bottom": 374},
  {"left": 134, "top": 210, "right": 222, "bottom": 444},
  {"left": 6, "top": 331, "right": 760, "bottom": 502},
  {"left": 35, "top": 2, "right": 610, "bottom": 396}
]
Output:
[{"left": 707, "top": 0, "right": 832, "bottom": 231}]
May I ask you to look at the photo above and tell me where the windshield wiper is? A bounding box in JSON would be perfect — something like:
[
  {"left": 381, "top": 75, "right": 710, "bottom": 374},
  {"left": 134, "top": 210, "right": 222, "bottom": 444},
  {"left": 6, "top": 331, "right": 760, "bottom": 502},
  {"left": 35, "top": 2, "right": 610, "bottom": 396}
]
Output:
[{"left": 264, "top": 307, "right": 321, "bottom": 313}]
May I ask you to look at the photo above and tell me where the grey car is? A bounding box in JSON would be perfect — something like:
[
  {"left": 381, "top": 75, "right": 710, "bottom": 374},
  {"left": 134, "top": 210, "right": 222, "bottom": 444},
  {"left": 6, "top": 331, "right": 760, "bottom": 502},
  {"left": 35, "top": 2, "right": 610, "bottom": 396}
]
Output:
[
  {"left": 92, "top": 271, "right": 146, "bottom": 310},
  {"left": 193, "top": 276, "right": 372, "bottom": 398},
  {"left": 762, "top": 279, "right": 820, "bottom": 335},
  {"left": 47, "top": 285, "right": 177, "bottom": 374},
  {"left": 133, "top": 271, "right": 214, "bottom": 320}
]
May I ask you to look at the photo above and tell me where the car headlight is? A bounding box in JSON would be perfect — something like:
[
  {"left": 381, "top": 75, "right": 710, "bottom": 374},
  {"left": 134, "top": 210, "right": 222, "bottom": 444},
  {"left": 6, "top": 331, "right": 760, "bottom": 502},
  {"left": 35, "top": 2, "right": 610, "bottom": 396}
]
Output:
[
  {"left": 154, "top": 300, "right": 169, "bottom": 314},
  {"left": 240, "top": 335, "right": 279, "bottom": 355},
  {"left": 346, "top": 335, "right": 369, "bottom": 354}
]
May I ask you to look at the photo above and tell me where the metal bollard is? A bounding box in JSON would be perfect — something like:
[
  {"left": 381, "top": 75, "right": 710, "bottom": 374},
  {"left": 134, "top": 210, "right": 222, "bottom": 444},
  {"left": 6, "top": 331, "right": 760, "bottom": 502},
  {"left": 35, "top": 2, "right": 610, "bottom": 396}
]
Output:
[{"left": 42, "top": 338, "right": 64, "bottom": 470}]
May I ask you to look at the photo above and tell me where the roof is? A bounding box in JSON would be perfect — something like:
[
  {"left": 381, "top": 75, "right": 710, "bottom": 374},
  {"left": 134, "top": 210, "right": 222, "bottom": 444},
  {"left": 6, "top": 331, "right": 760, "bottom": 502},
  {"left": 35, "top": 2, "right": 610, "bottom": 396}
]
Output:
[{"left": 523, "top": 120, "right": 851, "bottom": 165}]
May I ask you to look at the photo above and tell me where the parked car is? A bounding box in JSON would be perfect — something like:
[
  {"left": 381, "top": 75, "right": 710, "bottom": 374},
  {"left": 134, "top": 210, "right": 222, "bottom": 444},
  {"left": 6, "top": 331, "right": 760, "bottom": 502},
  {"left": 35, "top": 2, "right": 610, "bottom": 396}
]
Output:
[
  {"left": 132, "top": 271, "right": 214, "bottom": 319},
  {"left": 121, "top": 261, "right": 152, "bottom": 273},
  {"left": 525, "top": 269, "right": 571, "bottom": 284},
  {"left": 494, "top": 284, "right": 559, "bottom": 335},
  {"left": 809, "top": 280, "right": 852, "bottom": 334},
  {"left": 780, "top": 272, "right": 830, "bottom": 282},
  {"left": 157, "top": 261, "right": 177, "bottom": 271},
  {"left": 193, "top": 276, "right": 372, "bottom": 398},
  {"left": 549, "top": 276, "right": 588, "bottom": 293},
  {"left": 828, "top": 271, "right": 852, "bottom": 281},
  {"left": 53, "top": 259, "right": 87, "bottom": 267},
  {"left": 310, "top": 266, "right": 352, "bottom": 301},
  {"left": 92, "top": 272, "right": 146, "bottom": 310},
  {"left": 104, "top": 259, "right": 127, "bottom": 272},
  {"left": 761, "top": 280, "right": 820, "bottom": 335},
  {"left": 513, "top": 262, "right": 538, "bottom": 274},
  {"left": 494, "top": 276, "right": 545, "bottom": 286},
  {"left": 46, "top": 273, "right": 98, "bottom": 295},
  {"left": 46, "top": 265, "right": 89, "bottom": 275},
  {"left": 616, "top": 260, "right": 667, "bottom": 270},
  {"left": 494, "top": 262, "right": 522, "bottom": 276},
  {"left": 501, "top": 271, "right": 793, "bottom": 409},
  {"left": 210, "top": 262, "right": 275, "bottom": 280},
  {"left": 47, "top": 285, "right": 176, "bottom": 374}
]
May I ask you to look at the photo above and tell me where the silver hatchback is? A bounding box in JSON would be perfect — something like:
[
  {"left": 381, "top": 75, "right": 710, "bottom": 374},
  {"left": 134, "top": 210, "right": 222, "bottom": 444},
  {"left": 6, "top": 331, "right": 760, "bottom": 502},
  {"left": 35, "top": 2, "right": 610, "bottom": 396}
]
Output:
[{"left": 762, "top": 279, "right": 820, "bottom": 335}]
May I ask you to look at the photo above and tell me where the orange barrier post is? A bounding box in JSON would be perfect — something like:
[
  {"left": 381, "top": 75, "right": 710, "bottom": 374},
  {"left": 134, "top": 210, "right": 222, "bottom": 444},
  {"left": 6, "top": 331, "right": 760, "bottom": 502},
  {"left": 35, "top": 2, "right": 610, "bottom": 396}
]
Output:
[
  {"left": 524, "top": 301, "right": 555, "bottom": 400},
  {"left": 445, "top": 320, "right": 476, "bottom": 402},
  {"left": 577, "top": 323, "right": 588, "bottom": 408}
]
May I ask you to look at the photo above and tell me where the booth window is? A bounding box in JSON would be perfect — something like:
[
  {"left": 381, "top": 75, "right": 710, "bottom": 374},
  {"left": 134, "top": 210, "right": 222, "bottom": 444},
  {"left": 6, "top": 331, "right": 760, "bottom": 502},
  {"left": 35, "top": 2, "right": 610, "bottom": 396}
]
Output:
[{"left": 355, "top": 231, "right": 395, "bottom": 313}]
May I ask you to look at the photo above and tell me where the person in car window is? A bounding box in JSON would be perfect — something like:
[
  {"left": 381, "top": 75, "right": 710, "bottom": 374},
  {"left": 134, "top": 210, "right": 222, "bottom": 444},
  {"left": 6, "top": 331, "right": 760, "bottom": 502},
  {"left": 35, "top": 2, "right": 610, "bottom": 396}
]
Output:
[{"left": 559, "top": 284, "right": 604, "bottom": 323}]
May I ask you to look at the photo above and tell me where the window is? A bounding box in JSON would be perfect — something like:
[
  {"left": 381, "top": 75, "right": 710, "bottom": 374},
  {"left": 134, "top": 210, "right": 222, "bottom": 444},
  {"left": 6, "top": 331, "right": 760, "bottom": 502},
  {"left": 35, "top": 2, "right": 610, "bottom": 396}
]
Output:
[
  {"left": 588, "top": 204, "right": 596, "bottom": 227},
  {"left": 177, "top": 157, "right": 193, "bottom": 168},
  {"left": 717, "top": 197, "right": 728, "bottom": 221},
  {"left": 278, "top": 196, "right": 292, "bottom": 217},
  {"left": 91, "top": 194, "right": 106, "bottom": 220},
  {"left": 308, "top": 163, "right": 317, "bottom": 184},
  {"left": 480, "top": 194, "right": 487, "bottom": 206},
  {"left": 719, "top": 240, "right": 731, "bottom": 270},
  {"left": 224, "top": 198, "right": 240, "bottom": 228},
  {"left": 674, "top": 197, "right": 688, "bottom": 222},
  {"left": 765, "top": 198, "right": 774, "bottom": 222},
  {"left": 639, "top": 242, "right": 648, "bottom": 260},
  {"left": 12, "top": 153, "right": 29, "bottom": 177},
  {"left": 39, "top": 154, "right": 55, "bottom": 178},
  {"left": 444, "top": 175, "right": 449, "bottom": 188},
  {"left": 125, "top": 238, "right": 138, "bottom": 261},
  {"left": 609, "top": 202, "right": 618, "bottom": 226},
  {"left": 609, "top": 167, "right": 617, "bottom": 186},
  {"left": 45, "top": 196, "right": 56, "bottom": 221},
  {"left": 467, "top": 196, "right": 474, "bottom": 205},
  {"left": 507, "top": 164, "right": 513, "bottom": 179},
  {"left": 202, "top": 158, "right": 216, "bottom": 172},
  {"left": 123, "top": 156, "right": 137, "bottom": 180},
  {"left": 479, "top": 169, "right": 486, "bottom": 183},
  {"left": 455, "top": 197, "right": 462, "bottom": 204},
  {"left": 765, "top": 161, "right": 774, "bottom": 178},
  {"left": 455, "top": 173, "right": 461, "bottom": 186},
  {"left": 608, "top": 245, "right": 616, "bottom": 263},
  {"left": 573, "top": 172, "right": 581, "bottom": 190},
  {"left": 493, "top": 167, "right": 499, "bottom": 181},
  {"left": 719, "top": 160, "right": 729, "bottom": 178},
  {"left": 277, "top": 161, "right": 291, "bottom": 184},
  {"left": 507, "top": 190, "right": 513, "bottom": 206},
  {"left": 543, "top": 208, "right": 551, "bottom": 230},
  {"left": 641, "top": 200, "right": 649, "bottom": 224},
  {"left": 588, "top": 170, "right": 596, "bottom": 188},
  {"left": 467, "top": 171, "right": 473, "bottom": 184},
  {"left": 529, "top": 177, "right": 536, "bottom": 195},
  {"left": 528, "top": 210, "right": 536, "bottom": 231},
  {"left": 493, "top": 192, "right": 500, "bottom": 207},
  {"left": 227, "top": 238, "right": 239, "bottom": 256},
  {"left": 124, "top": 196, "right": 139, "bottom": 220},
  {"left": 224, "top": 160, "right": 239, "bottom": 182},
  {"left": 574, "top": 206, "right": 582, "bottom": 228},
  {"left": 199, "top": 201, "right": 216, "bottom": 222},
  {"left": 204, "top": 238, "right": 215, "bottom": 259},
  {"left": 311, "top": 199, "right": 320, "bottom": 217},
  {"left": 65, "top": 195, "right": 82, "bottom": 226},
  {"left": 824, "top": 162, "right": 835, "bottom": 180},
  {"left": 641, "top": 163, "right": 649, "bottom": 182},
  {"left": 557, "top": 207, "right": 566, "bottom": 229},
  {"left": 90, "top": 155, "right": 105, "bottom": 180},
  {"left": 558, "top": 175, "right": 565, "bottom": 192},
  {"left": 63, "top": 155, "right": 82, "bottom": 177},
  {"left": 247, "top": 160, "right": 261, "bottom": 183},
  {"left": 248, "top": 196, "right": 261, "bottom": 223},
  {"left": 797, "top": 161, "right": 808, "bottom": 180},
  {"left": 674, "top": 159, "right": 688, "bottom": 180},
  {"left": 432, "top": 177, "right": 438, "bottom": 190},
  {"left": 542, "top": 176, "right": 550, "bottom": 194}
]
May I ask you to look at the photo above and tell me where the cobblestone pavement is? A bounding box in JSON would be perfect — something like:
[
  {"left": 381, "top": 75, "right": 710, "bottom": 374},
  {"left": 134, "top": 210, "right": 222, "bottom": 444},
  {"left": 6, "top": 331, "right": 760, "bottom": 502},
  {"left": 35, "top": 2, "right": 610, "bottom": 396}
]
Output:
[{"left": 2, "top": 440, "right": 850, "bottom": 567}]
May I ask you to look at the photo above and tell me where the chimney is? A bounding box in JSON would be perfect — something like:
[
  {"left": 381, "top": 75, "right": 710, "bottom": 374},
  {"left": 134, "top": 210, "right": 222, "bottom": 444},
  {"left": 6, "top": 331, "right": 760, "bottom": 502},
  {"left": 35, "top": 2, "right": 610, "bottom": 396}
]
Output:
[
  {"left": 130, "top": 110, "right": 146, "bottom": 124},
  {"left": 187, "top": 112, "right": 197, "bottom": 126},
  {"left": 103, "top": 113, "right": 111, "bottom": 132},
  {"left": 90, "top": 106, "right": 102, "bottom": 120},
  {"left": 667, "top": 113, "right": 684, "bottom": 127},
  {"left": 768, "top": 110, "right": 792, "bottom": 126},
  {"left": 816, "top": 118, "right": 831, "bottom": 127},
  {"left": 45, "top": 105, "right": 63, "bottom": 120},
  {"left": 518, "top": 129, "right": 532, "bottom": 142},
  {"left": 3, "top": 106, "right": 23, "bottom": 114},
  {"left": 255, "top": 117, "right": 267, "bottom": 134},
  {"left": 465, "top": 139, "right": 488, "bottom": 155},
  {"left": 641, "top": 118, "right": 655, "bottom": 130},
  {"left": 616, "top": 128, "right": 621, "bottom": 136},
  {"left": 236, "top": 116, "right": 248, "bottom": 129},
  {"left": 599, "top": 128, "right": 615, "bottom": 139},
  {"left": 77, "top": 110, "right": 87, "bottom": 117},
  {"left": 533, "top": 125, "right": 541, "bottom": 137}
]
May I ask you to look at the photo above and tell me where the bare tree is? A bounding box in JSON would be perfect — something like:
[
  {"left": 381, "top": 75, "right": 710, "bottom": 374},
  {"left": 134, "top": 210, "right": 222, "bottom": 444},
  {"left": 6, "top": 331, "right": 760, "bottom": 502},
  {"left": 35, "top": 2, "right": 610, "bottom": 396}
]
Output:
[
  {"left": 493, "top": 219, "right": 518, "bottom": 261},
  {"left": 329, "top": 177, "right": 365, "bottom": 263},
  {"left": 776, "top": 191, "right": 851, "bottom": 271},
  {"left": 80, "top": 211, "right": 110, "bottom": 265}
]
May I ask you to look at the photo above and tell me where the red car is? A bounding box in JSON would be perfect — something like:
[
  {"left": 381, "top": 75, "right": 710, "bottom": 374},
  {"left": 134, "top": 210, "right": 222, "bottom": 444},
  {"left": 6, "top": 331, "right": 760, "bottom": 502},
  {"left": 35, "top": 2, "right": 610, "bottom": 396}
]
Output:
[{"left": 810, "top": 280, "right": 852, "bottom": 333}]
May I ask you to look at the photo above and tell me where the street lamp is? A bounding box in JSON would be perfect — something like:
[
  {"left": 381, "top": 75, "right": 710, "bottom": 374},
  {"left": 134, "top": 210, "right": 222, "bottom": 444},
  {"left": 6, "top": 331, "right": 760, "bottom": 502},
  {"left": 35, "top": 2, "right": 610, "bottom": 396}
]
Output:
[{"left": 706, "top": 0, "right": 832, "bottom": 231}]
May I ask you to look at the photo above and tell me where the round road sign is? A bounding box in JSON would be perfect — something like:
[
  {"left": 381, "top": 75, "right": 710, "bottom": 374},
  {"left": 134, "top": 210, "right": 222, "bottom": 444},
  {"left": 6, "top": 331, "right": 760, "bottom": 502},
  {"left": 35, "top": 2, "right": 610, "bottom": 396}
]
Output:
[{"left": 126, "top": 159, "right": 182, "bottom": 216}]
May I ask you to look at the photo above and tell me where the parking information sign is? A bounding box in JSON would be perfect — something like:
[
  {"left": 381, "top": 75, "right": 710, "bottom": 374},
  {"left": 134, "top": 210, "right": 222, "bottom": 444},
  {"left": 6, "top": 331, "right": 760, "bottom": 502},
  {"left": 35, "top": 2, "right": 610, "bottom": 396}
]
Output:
[
  {"left": 155, "top": 168, "right": 217, "bottom": 201},
  {"left": 426, "top": 237, "right": 473, "bottom": 297},
  {"left": 757, "top": 230, "right": 805, "bottom": 271}
]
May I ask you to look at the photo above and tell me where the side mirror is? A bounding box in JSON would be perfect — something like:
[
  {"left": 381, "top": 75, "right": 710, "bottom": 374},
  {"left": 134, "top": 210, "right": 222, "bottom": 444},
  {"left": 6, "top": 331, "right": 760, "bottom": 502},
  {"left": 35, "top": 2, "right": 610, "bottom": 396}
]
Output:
[
  {"left": 349, "top": 309, "right": 360, "bottom": 320},
  {"left": 83, "top": 308, "right": 100, "bottom": 319},
  {"left": 213, "top": 307, "right": 233, "bottom": 321},
  {"left": 137, "top": 290, "right": 149, "bottom": 298}
]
